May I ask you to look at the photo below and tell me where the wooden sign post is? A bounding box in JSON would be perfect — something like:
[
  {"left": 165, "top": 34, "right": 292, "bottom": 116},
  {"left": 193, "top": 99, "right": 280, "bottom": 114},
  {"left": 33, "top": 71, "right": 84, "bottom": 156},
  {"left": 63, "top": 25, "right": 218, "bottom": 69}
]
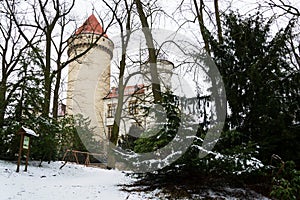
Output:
[{"left": 16, "top": 127, "right": 38, "bottom": 172}]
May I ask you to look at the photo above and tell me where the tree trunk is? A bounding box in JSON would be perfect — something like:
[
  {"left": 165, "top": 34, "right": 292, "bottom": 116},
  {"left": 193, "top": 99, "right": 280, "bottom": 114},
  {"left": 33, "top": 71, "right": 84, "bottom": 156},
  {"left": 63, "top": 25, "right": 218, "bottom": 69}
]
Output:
[
  {"left": 135, "top": 0, "right": 162, "bottom": 103},
  {"left": 193, "top": 0, "right": 226, "bottom": 123},
  {"left": 52, "top": 69, "right": 61, "bottom": 119},
  {"left": 193, "top": 0, "right": 211, "bottom": 55},
  {"left": 42, "top": 32, "right": 52, "bottom": 118},
  {"left": 111, "top": 76, "right": 125, "bottom": 145},
  {"left": 0, "top": 80, "right": 7, "bottom": 128},
  {"left": 104, "top": 0, "right": 134, "bottom": 168},
  {"left": 214, "top": 0, "right": 223, "bottom": 44}
]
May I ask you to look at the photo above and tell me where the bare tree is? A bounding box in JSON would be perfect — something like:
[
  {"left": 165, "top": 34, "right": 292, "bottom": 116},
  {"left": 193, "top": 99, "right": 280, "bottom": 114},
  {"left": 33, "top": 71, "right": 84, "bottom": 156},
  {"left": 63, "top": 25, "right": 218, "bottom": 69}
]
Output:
[
  {"left": 100, "top": 0, "right": 136, "bottom": 169},
  {"left": 6, "top": 0, "right": 114, "bottom": 119},
  {"left": 266, "top": 0, "right": 300, "bottom": 71},
  {"left": 103, "top": 0, "right": 135, "bottom": 147},
  {"left": 192, "top": 0, "right": 211, "bottom": 54},
  {"left": 0, "top": 0, "right": 38, "bottom": 127},
  {"left": 135, "top": 0, "right": 162, "bottom": 103},
  {"left": 268, "top": 0, "right": 300, "bottom": 17}
]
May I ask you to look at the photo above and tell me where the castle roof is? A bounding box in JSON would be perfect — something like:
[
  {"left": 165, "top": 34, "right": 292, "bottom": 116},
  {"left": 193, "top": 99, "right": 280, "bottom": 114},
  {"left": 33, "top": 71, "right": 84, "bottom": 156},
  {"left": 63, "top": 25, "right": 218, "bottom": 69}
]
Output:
[
  {"left": 75, "top": 14, "right": 108, "bottom": 37},
  {"left": 105, "top": 84, "right": 145, "bottom": 99}
]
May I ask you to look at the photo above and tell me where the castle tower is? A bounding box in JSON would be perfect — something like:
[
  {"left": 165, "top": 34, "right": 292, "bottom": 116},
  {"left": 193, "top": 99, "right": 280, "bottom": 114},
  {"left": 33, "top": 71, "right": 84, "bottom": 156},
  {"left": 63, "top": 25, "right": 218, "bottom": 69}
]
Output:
[
  {"left": 67, "top": 14, "right": 114, "bottom": 144},
  {"left": 142, "top": 59, "right": 174, "bottom": 92}
]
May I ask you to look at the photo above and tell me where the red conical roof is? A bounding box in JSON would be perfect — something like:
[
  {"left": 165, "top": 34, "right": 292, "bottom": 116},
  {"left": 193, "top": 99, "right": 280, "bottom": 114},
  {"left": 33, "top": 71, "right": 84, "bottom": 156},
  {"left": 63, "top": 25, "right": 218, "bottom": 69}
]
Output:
[{"left": 75, "top": 14, "right": 108, "bottom": 37}]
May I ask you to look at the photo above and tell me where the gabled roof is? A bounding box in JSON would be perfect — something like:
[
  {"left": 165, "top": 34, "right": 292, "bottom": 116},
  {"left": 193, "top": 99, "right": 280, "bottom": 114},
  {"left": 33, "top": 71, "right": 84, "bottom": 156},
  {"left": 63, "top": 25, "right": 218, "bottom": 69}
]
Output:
[
  {"left": 105, "top": 84, "right": 145, "bottom": 99},
  {"left": 75, "top": 14, "right": 108, "bottom": 37}
]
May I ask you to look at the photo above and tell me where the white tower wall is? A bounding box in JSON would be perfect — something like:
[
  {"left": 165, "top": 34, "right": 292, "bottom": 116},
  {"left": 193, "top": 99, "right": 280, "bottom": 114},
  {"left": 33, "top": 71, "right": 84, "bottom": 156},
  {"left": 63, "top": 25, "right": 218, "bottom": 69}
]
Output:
[{"left": 67, "top": 28, "right": 114, "bottom": 148}]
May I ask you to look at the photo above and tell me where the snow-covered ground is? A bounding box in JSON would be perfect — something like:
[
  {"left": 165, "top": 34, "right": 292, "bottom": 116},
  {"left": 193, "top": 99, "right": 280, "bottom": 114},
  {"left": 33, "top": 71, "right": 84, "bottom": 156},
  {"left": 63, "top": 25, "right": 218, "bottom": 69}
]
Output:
[
  {"left": 0, "top": 160, "right": 155, "bottom": 200},
  {"left": 0, "top": 160, "right": 270, "bottom": 200}
]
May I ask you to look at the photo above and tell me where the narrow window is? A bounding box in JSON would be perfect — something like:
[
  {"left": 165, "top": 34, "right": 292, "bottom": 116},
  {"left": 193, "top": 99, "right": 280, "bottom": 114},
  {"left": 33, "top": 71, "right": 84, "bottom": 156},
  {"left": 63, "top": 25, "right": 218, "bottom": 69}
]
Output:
[
  {"left": 107, "top": 104, "right": 116, "bottom": 118},
  {"left": 107, "top": 125, "right": 113, "bottom": 140}
]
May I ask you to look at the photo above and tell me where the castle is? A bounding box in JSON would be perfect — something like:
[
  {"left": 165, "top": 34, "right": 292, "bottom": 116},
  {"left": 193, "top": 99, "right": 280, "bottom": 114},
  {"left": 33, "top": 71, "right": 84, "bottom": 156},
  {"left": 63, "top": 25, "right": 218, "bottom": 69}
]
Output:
[{"left": 66, "top": 14, "right": 174, "bottom": 150}]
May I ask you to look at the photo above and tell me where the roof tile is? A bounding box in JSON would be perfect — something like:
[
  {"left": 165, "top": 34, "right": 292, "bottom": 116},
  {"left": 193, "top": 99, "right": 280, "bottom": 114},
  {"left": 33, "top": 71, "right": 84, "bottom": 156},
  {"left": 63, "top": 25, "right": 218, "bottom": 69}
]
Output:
[{"left": 75, "top": 14, "right": 107, "bottom": 37}]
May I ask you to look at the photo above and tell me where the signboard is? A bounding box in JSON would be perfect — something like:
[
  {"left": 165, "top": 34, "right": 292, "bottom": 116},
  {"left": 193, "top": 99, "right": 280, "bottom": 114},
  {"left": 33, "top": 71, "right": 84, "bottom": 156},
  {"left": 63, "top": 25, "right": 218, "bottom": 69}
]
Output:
[
  {"left": 23, "top": 136, "right": 30, "bottom": 149},
  {"left": 16, "top": 127, "right": 38, "bottom": 172}
]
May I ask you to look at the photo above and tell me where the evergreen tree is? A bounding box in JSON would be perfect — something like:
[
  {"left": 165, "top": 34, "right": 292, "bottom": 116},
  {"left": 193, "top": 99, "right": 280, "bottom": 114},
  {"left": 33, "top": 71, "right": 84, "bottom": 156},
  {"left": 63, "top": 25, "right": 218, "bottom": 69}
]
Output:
[
  {"left": 209, "top": 12, "right": 300, "bottom": 163},
  {"left": 134, "top": 91, "right": 181, "bottom": 153}
]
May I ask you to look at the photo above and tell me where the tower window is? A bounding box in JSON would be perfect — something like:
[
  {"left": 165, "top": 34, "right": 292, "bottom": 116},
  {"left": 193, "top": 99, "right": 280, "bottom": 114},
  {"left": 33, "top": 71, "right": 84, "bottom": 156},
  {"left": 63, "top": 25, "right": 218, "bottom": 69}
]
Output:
[
  {"left": 107, "top": 125, "right": 113, "bottom": 140},
  {"left": 107, "top": 103, "right": 116, "bottom": 118}
]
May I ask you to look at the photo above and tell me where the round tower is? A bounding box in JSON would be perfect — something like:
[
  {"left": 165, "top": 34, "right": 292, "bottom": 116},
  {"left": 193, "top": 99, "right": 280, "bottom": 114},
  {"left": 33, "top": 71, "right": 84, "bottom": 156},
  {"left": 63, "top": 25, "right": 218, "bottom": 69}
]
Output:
[
  {"left": 142, "top": 59, "right": 174, "bottom": 91},
  {"left": 67, "top": 14, "right": 113, "bottom": 59},
  {"left": 67, "top": 14, "right": 114, "bottom": 144}
]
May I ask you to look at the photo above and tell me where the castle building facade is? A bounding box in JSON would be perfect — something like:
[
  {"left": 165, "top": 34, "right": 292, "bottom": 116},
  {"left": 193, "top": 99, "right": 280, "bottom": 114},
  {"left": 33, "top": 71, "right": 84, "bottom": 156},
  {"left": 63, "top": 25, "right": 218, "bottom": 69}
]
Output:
[{"left": 67, "top": 14, "right": 174, "bottom": 149}]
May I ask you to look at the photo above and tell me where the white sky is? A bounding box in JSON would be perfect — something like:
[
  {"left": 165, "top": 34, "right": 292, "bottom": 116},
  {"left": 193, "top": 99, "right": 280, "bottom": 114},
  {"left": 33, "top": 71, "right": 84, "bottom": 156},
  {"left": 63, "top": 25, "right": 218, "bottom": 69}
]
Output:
[
  {"left": 72, "top": 0, "right": 300, "bottom": 35},
  {"left": 1, "top": 0, "right": 299, "bottom": 112}
]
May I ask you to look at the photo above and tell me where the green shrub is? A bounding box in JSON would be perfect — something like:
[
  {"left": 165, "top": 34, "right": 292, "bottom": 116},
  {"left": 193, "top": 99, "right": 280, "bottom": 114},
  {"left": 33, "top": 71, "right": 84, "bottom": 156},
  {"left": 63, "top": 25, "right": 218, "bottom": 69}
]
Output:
[{"left": 270, "top": 161, "right": 300, "bottom": 200}]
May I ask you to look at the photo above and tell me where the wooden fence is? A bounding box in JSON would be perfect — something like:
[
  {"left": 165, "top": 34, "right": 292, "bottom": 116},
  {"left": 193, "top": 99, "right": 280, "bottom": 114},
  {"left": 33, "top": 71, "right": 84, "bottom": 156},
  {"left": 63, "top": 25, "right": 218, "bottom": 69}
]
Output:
[{"left": 60, "top": 149, "right": 107, "bottom": 169}]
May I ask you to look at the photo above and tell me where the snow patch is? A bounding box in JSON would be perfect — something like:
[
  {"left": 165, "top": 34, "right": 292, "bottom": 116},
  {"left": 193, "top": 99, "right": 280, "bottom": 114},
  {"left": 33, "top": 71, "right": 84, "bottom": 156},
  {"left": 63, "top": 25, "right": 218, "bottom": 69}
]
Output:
[{"left": 0, "top": 160, "right": 131, "bottom": 199}]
